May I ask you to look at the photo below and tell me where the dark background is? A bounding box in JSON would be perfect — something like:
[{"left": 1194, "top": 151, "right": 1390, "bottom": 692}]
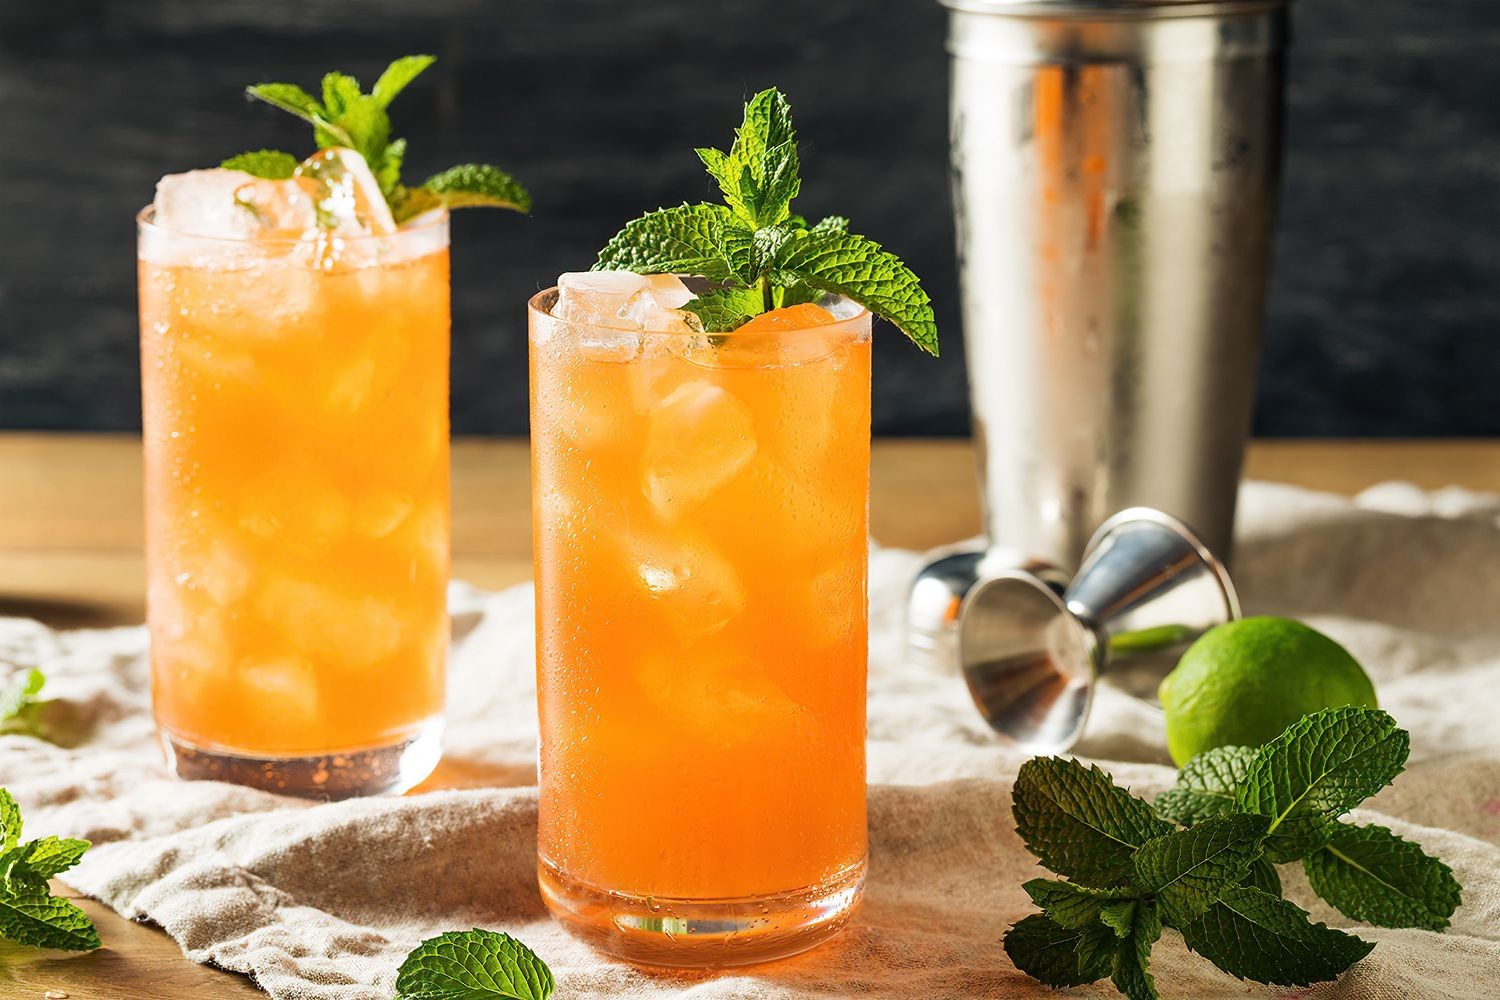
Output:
[{"left": 2, "top": 0, "right": 1496, "bottom": 437}]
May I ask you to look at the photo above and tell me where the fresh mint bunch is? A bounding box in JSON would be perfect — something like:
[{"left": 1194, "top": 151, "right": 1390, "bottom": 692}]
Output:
[
  {"left": 395, "top": 928, "right": 554, "bottom": 1000},
  {"left": 224, "top": 55, "right": 530, "bottom": 222},
  {"left": 1006, "top": 706, "right": 1462, "bottom": 999},
  {"left": 0, "top": 788, "right": 98, "bottom": 951},
  {"left": 593, "top": 87, "right": 939, "bottom": 354}
]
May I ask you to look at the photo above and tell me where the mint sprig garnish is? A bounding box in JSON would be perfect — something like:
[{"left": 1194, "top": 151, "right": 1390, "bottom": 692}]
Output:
[
  {"left": 225, "top": 55, "right": 530, "bottom": 222},
  {"left": 396, "top": 928, "right": 553, "bottom": 999},
  {"left": 593, "top": 87, "right": 938, "bottom": 354},
  {"left": 0, "top": 668, "right": 44, "bottom": 725},
  {"left": 0, "top": 788, "right": 98, "bottom": 952},
  {"left": 1006, "top": 707, "right": 1463, "bottom": 998}
]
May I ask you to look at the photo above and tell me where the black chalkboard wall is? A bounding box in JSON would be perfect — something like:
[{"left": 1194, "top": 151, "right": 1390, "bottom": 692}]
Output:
[{"left": 1, "top": 0, "right": 1496, "bottom": 436}]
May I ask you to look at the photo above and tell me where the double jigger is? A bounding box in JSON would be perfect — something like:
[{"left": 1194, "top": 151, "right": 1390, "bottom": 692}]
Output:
[{"left": 911, "top": 509, "right": 1240, "bottom": 754}]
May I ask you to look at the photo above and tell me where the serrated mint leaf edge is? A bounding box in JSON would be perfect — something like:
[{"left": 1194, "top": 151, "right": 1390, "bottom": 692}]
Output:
[
  {"left": 1131, "top": 813, "right": 1269, "bottom": 925},
  {"left": 394, "top": 928, "right": 554, "bottom": 1000},
  {"left": 1303, "top": 821, "right": 1462, "bottom": 930},
  {"left": 0, "top": 885, "right": 101, "bottom": 952},
  {"left": 1179, "top": 886, "right": 1374, "bottom": 987}
]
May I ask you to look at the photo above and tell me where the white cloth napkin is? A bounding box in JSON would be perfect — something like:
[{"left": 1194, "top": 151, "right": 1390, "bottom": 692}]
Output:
[{"left": 2, "top": 481, "right": 1498, "bottom": 999}]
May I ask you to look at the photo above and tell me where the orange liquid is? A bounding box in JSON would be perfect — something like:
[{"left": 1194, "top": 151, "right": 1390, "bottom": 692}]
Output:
[
  {"left": 531, "top": 300, "right": 872, "bottom": 902},
  {"left": 139, "top": 242, "right": 450, "bottom": 755}
]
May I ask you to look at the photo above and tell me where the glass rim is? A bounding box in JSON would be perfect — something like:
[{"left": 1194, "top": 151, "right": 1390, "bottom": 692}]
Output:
[
  {"left": 526, "top": 285, "right": 872, "bottom": 341},
  {"left": 135, "top": 203, "right": 450, "bottom": 246}
]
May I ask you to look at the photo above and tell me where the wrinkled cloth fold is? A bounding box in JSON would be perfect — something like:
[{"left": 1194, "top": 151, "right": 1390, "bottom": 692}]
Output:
[{"left": 2, "top": 481, "right": 1498, "bottom": 998}]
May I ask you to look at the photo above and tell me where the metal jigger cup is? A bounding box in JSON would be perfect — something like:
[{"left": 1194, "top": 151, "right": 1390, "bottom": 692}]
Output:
[{"left": 957, "top": 508, "right": 1240, "bottom": 754}]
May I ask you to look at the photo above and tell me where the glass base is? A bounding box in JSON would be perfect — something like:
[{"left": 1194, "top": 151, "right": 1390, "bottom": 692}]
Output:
[
  {"left": 538, "top": 853, "right": 865, "bottom": 968},
  {"left": 160, "top": 718, "right": 442, "bottom": 800}
]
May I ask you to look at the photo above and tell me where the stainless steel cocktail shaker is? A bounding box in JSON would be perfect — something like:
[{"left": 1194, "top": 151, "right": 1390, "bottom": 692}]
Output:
[
  {"left": 947, "top": 0, "right": 1286, "bottom": 567},
  {"left": 910, "top": 0, "right": 1288, "bottom": 676}
]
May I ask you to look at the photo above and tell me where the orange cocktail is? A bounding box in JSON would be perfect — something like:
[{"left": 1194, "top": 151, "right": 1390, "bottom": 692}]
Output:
[
  {"left": 138, "top": 211, "right": 450, "bottom": 798},
  {"left": 530, "top": 283, "right": 872, "bottom": 966}
]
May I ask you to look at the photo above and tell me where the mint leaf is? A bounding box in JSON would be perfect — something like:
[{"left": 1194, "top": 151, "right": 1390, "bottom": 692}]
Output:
[
  {"left": 420, "top": 164, "right": 532, "bottom": 214},
  {"left": 1154, "top": 746, "right": 1255, "bottom": 827},
  {"left": 1110, "top": 902, "right": 1162, "bottom": 1000},
  {"left": 1241, "top": 857, "right": 1282, "bottom": 896},
  {"left": 395, "top": 928, "right": 553, "bottom": 1000},
  {"left": 0, "top": 885, "right": 100, "bottom": 952},
  {"left": 773, "top": 227, "right": 939, "bottom": 355},
  {"left": 595, "top": 203, "right": 747, "bottom": 283},
  {"left": 240, "top": 57, "right": 526, "bottom": 217},
  {"left": 221, "top": 150, "right": 298, "bottom": 180},
  {"left": 1099, "top": 899, "right": 1137, "bottom": 938},
  {"left": 1132, "top": 813, "right": 1270, "bottom": 925},
  {"left": 1022, "top": 878, "right": 1136, "bottom": 930},
  {"left": 1012, "top": 757, "right": 1174, "bottom": 888},
  {"left": 1238, "top": 706, "right": 1408, "bottom": 862},
  {"left": 246, "top": 82, "right": 325, "bottom": 127},
  {"left": 0, "top": 790, "right": 20, "bottom": 852},
  {"left": 697, "top": 89, "right": 800, "bottom": 228},
  {"left": 594, "top": 86, "right": 936, "bottom": 349},
  {"left": 0, "top": 669, "right": 44, "bottom": 725},
  {"left": 373, "top": 55, "right": 435, "bottom": 108},
  {"left": 1180, "top": 886, "right": 1373, "bottom": 986},
  {"left": 1003, "top": 913, "right": 1115, "bottom": 988},
  {"left": 1304, "top": 821, "right": 1461, "bottom": 930},
  {"left": 2, "top": 836, "right": 90, "bottom": 888},
  {"left": 683, "top": 286, "right": 763, "bottom": 332}
]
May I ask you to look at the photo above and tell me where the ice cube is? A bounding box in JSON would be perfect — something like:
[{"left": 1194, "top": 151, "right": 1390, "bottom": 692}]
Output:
[
  {"left": 629, "top": 528, "right": 747, "bottom": 642},
  {"left": 232, "top": 175, "right": 321, "bottom": 238},
  {"left": 255, "top": 576, "right": 405, "bottom": 669},
  {"left": 553, "top": 271, "right": 648, "bottom": 328},
  {"left": 294, "top": 147, "right": 397, "bottom": 237},
  {"left": 635, "top": 641, "right": 809, "bottom": 748},
  {"left": 618, "top": 279, "right": 703, "bottom": 335},
  {"left": 151, "top": 169, "right": 262, "bottom": 240},
  {"left": 353, "top": 492, "right": 415, "bottom": 539},
  {"left": 643, "top": 380, "right": 757, "bottom": 518},
  {"left": 238, "top": 465, "right": 351, "bottom": 553},
  {"left": 239, "top": 653, "right": 320, "bottom": 724}
]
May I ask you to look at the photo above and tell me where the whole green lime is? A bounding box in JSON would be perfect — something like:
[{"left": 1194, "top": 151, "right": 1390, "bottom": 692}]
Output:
[{"left": 1159, "top": 616, "right": 1377, "bottom": 766}]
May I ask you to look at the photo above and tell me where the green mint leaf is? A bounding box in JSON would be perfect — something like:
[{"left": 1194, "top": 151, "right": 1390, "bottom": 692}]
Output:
[
  {"left": 0, "top": 884, "right": 100, "bottom": 952},
  {"left": 594, "top": 203, "right": 748, "bottom": 283},
  {"left": 772, "top": 227, "right": 939, "bottom": 356},
  {"left": 1155, "top": 745, "right": 1255, "bottom": 827},
  {"left": 1303, "top": 821, "right": 1461, "bottom": 930},
  {"left": 220, "top": 149, "right": 299, "bottom": 180},
  {"left": 420, "top": 164, "right": 533, "bottom": 214},
  {"left": 0, "top": 669, "right": 44, "bottom": 724},
  {"left": 812, "top": 214, "right": 849, "bottom": 233},
  {"left": 1012, "top": 757, "right": 1174, "bottom": 888},
  {"left": 0, "top": 790, "right": 20, "bottom": 852},
  {"left": 395, "top": 928, "right": 554, "bottom": 1000},
  {"left": 246, "top": 82, "right": 326, "bottom": 128},
  {"left": 698, "top": 88, "right": 800, "bottom": 228},
  {"left": 1241, "top": 856, "right": 1282, "bottom": 896},
  {"left": 1003, "top": 913, "right": 1115, "bottom": 988},
  {"left": 1022, "top": 878, "right": 1136, "bottom": 930},
  {"left": 1238, "top": 706, "right": 1408, "bottom": 862},
  {"left": 315, "top": 73, "right": 390, "bottom": 170},
  {"left": 1132, "top": 813, "right": 1270, "bottom": 925},
  {"left": 1099, "top": 899, "right": 1137, "bottom": 938},
  {"left": 374, "top": 138, "right": 407, "bottom": 201},
  {"left": 682, "top": 286, "right": 763, "bottom": 332},
  {"left": 1180, "top": 886, "right": 1373, "bottom": 986},
  {"left": 1110, "top": 902, "right": 1162, "bottom": 1000},
  {"left": 372, "top": 55, "right": 435, "bottom": 109},
  {"left": 3, "top": 836, "right": 90, "bottom": 887}
]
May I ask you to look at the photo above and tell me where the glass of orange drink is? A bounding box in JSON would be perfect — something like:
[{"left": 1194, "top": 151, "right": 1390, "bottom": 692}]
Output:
[
  {"left": 138, "top": 179, "right": 451, "bottom": 799},
  {"left": 529, "top": 274, "right": 873, "bottom": 966}
]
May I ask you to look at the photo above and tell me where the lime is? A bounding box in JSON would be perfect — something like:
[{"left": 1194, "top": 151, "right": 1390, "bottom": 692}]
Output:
[{"left": 1159, "top": 616, "right": 1377, "bottom": 766}]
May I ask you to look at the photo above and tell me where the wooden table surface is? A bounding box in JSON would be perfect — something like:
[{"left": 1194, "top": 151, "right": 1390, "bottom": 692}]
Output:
[{"left": 2, "top": 433, "right": 1497, "bottom": 998}]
